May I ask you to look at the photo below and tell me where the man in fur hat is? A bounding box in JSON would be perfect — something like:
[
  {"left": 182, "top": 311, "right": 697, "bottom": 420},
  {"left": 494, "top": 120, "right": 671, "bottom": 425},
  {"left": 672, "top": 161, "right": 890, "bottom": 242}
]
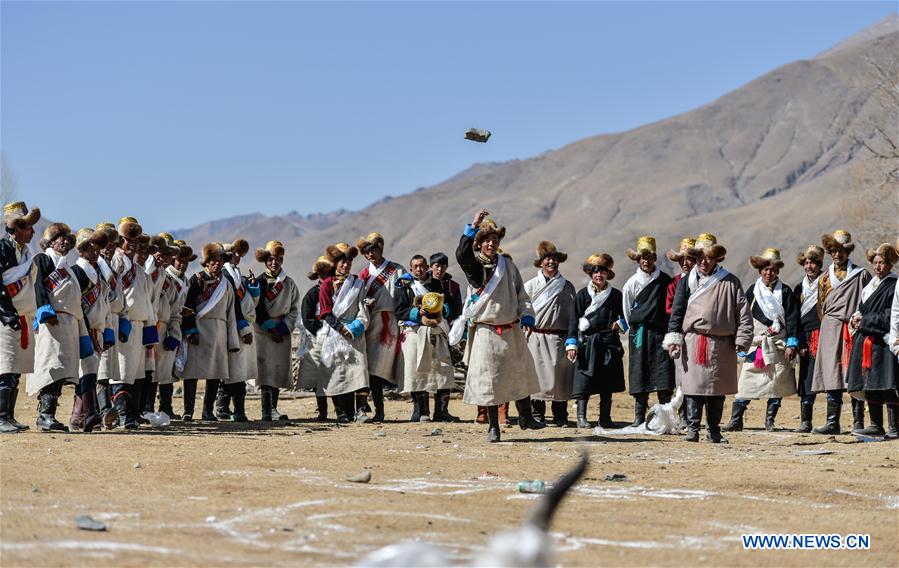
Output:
[
  {"left": 0, "top": 202, "right": 42, "bottom": 433},
  {"left": 68, "top": 227, "right": 113, "bottom": 432},
  {"left": 453, "top": 209, "right": 543, "bottom": 442},
  {"left": 254, "top": 240, "right": 301, "bottom": 421},
  {"left": 724, "top": 248, "right": 799, "bottom": 432},
  {"left": 524, "top": 241, "right": 576, "bottom": 427},
  {"left": 94, "top": 222, "right": 126, "bottom": 428},
  {"left": 792, "top": 245, "right": 825, "bottom": 432},
  {"left": 161, "top": 239, "right": 194, "bottom": 419},
  {"left": 622, "top": 236, "right": 675, "bottom": 427},
  {"left": 299, "top": 254, "right": 339, "bottom": 421},
  {"left": 109, "top": 217, "right": 159, "bottom": 429},
  {"left": 181, "top": 243, "right": 241, "bottom": 421},
  {"left": 846, "top": 243, "right": 898, "bottom": 438},
  {"left": 356, "top": 232, "right": 407, "bottom": 423},
  {"left": 666, "top": 238, "right": 698, "bottom": 316},
  {"left": 665, "top": 233, "right": 753, "bottom": 443},
  {"left": 811, "top": 230, "right": 871, "bottom": 435},
  {"left": 429, "top": 252, "right": 463, "bottom": 325}
]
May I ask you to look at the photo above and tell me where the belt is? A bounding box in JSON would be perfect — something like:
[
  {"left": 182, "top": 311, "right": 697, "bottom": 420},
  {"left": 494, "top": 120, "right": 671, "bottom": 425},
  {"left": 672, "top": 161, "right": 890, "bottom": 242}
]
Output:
[
  {"left": 532, "top": 328, "right": 566, "bottom": 336},
  {"left": 475, "top": 319, "right": 519, "bottom": 336}
]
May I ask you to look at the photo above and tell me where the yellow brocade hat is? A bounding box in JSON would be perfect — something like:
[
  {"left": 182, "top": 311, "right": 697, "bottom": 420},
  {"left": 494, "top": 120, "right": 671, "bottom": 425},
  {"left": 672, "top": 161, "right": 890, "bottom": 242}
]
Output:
[
  {"left": 3, "top": 201, "right": 41, "bottom": 229},
  {"left": 666, "top": 237, "right": 698, "bottom": 261},
  {"left": 749, "top": 247, "right": 784, "bottom": 270},
  {"left": 626, "top": 236, "right": 657, "bottom": 261},
  {"left": 421, "top": 292, "right": 444, "bottom": 315},
  {"left": 255, "top": 240, "right": 285, "bottom": 263}
]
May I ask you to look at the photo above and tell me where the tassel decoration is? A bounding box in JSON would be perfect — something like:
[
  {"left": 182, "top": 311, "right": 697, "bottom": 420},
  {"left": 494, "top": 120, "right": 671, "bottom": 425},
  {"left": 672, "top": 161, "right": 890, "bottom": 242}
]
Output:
[
  {"left": 841, "top": 323, "right": 853, "bottom": 373},
  {"left": 809, "top": 329, "right": 820, "bottom": 358},
  {"left": 753, "top": 346, "right": 766, "bottom": 368},
  {"left": 861, "top": 336, "right": 874, "bottom": 374},
  {"left": 695, "top": 334, "right": 710, "bottom": 367}
]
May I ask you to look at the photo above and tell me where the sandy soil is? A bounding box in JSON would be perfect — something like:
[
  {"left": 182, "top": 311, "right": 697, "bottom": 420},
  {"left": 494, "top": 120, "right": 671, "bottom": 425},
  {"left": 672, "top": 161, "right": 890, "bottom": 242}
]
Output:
[{"left": 1, "top": 388, "right": 897, "bottom": 567}]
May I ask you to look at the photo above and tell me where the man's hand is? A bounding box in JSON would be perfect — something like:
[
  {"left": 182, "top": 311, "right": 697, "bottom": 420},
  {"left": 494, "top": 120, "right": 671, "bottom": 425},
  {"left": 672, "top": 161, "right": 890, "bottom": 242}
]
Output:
[
  {"left": 785, "top": 346, "right": 796, "bottom": 362},
  {"left": 610, "top": 321, "right": 622, "bottom": 332},
  {"left": 188, "top": 334, "right": 200, "bottom": 345},
  {"left": 340, "top": 327, "right": 353, "bottom": 340},
  {"left": 46, "top": 315, "right": 59, "bottom": 326},
  {"left": 472, "top": 209, "right": 489, "bottom": 227},
  {"left": 242, "top": 334, "right": 253, "bottom": 345},
  {"left": 667, "top": 344, "right": 680, "bottom": 359},
  {"left": 270, "top": 331, "right": 283, "bottom": 343},
  {"left": 850, "top": 314, "right": 861, "bottom": 329},
  {"left": 566, "top": 349, "right": 577, "bottom": 363}
]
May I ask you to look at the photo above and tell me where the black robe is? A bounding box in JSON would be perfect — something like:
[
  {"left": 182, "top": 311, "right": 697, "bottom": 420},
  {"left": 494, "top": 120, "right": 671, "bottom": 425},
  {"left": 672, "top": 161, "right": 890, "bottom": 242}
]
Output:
[
  {"left": 846, "top": 275, "right": 898, "bottom": 393},
  {"left": 626, "top": 272, "right": 675, "bottom": 395},
  {"left": 301, "top": 284, "right": 323, "bottom": 335},
  {"left": 567, "top": 286, "right": 625, "bottom": 395},
  {"left": 394, "top": 277, "right": 445, "bottom": 323},
  {"left": 793, "top": 279, "right": 821, "bottom": 396},
  {"left": 745, "top": 281, "right": 800, "bottom": 338}
]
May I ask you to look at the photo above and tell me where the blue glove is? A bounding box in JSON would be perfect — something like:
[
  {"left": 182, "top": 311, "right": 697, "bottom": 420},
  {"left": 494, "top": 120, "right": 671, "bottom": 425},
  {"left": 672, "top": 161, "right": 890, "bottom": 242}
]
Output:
[
  {"left": 261, "top": 319, "right": 277, "bottom": 331},
  {"left": 738, "top": 350, "right": 755, "bottom": 362},
  {"left": 237, "top": 319, "right": 250, "bottom": 331},
  {"left": 78, "top": 335, "right": 94, "bottom": 359},
  {"left": 395, "top": 273, "right": 413, "bottom": 288},
  {"left": 275, "top": 321, "right": 290, "bottom": 337},
  {"left": 118, "top": 318, "right": 132, "bottom": 338},
  {"left": 346, "top": 319, "right": 365, "bottom": 338},
  {"left": 786, "top": 337, "right": 799, "bottom": 349},
  {"left": 521, "top": 315, "right": 535, "bottom": 329},
  {"left": 102, "top": 328, "right": 116, "bottom": 347},
  {"left": 246, "top": 280, "right": 261, "bottom": 298},
  {"left": 34, "top": 304, "right": 57, "bottom": 329},
  {"left": 142, "top": 325, "right": 160, "bottom": 346},
  {"left": 409, "top": 307, "right": 421, "bottom": 323},
  {"left": 163, "top": 336, "right": 181, "bottom": 351}
]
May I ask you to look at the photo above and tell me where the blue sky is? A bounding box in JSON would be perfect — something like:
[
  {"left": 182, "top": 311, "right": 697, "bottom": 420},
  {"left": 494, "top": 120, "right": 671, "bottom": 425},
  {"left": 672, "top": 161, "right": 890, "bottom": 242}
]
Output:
[{"left": 1, "top": 1, "right": 895, "bottom": 231}]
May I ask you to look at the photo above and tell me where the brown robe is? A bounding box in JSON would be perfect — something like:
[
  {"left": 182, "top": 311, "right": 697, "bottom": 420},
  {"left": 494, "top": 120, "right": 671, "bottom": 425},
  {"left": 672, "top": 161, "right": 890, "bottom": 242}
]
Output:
[
  {"left": 812, "top": 266, "right": 870, "bottom": 392},
  {"left": 524, "top": 272, "right": 576, "bottom": 402}
]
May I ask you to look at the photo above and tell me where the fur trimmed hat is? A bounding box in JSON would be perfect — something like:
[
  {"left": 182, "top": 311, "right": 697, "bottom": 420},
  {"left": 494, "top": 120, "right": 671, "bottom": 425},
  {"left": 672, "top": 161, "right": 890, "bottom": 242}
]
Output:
[
  {"left": 796, "top": 245, "right": 825, "bottom": 266},
  {"left": 582, "top": 253, "right": 615, "bottom": 279},
  {"left": 3, "top": 201, "right": 41, "bottom": 229},
  {"left": 223, "top": 238, "right": 250, "bottom": 257},
  {"left": 201, "top": 242, "right": 226, "bottom": 266},
  {"left": 137, "top": 234, "right": 155, "bottom": 255},
  {"left": 667, "top": 237, "right": 698, "bottom": 262},
  {"left": 687, "top": 233, "right": 726, "bottom": 262},
  {"left": 473, "top": 219, "right": 506, "bottom": 251},
  {"left": 749, "top": 247, "right": 784, "bottom": 270},
  {"left": 325, "top": 242, "right": 359, "bottom": 264},
  {"left": 356, "top": 232, "right": 385, "bottom": 253},
  {"left": 174, "top": 239, "right": 197, "bottom": 262},
  {"left": 308, "top": 255, "right": 334, "bottom": 280},
  {"left": 821, "top": 230, "right": 855, "bottom": 254},
  {"left": 152, "top": 234, "right": 180, "bottom": 256},
  {"left": 255, "top": 240, "right": 285, "bottom": 263},
  {"left": 75, "top": 227, "right": 110, "bottom": 252},
  {"left": 39, "top": 222, "right": 73, "bottom": 250},
  {"left": 626, "top": 236, "right": 657, "bottom": 261},
  {"left": 95, "top": 222, "right": 122, "bottom": 247},
  {"left": 118, "top": 216, "right": 142, "bottom": 240},
  {"left": 532, "top": 241, "right": 568, "bottom": 267},
  {"left": 865, "top": 243, "right": 899, "bottom": 266}
]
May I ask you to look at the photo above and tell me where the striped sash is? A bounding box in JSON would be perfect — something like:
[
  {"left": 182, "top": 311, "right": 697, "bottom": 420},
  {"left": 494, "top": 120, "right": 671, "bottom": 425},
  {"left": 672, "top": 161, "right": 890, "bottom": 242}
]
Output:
[{"left": 44, "top": 267, "right": 71, "bottom": 292}]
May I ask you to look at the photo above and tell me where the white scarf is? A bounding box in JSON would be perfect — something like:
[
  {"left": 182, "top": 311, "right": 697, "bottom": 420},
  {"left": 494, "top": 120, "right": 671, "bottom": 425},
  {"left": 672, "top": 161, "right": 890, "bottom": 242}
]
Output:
[
  {"left": 799, "top": 274, "right": 819, "bottom": 317},
  {"left": 166, "top": 265, "right": 188, "bottom": 300},
  {"left": 320, "top": 275, "right": 365, "bottom": 366},
  {"left": 828, "top": 260, "right": 863, "bottom": 290},
  {"left": 753, "top": 277, "right": 784, "bottom": 329},
  {"left": 687, "top": 265, "right": 729, "bottom": 305},
  {"left": 862, "top": 273, "right": 896, "bottom": 304},
  {"left": 269, "top": 268, "right": 287, "bottom": 286},
  {"left": 1, "top": 240, "right": 33, "bottom": 286},
  {"left": 411, "top": 278, "right": 429, "bottom": 298},
  {"left": 579, "top": 282, "right": 612, "bottom": 331},
  {"left": 449, "top": 254, "right": 507, "bottom": 346},
  {"left": 144, "top": 256, "right": 156, "bottom": 275},
  {"left": 223, "top": 262, "right": 242, "bottom": 288},
  {"left": 530, "top": 271, "right": 568, "bottom": 313},
  {"left": 365, "top": 259, "right": 389, "bottom": 288},
  {"left": 75, "top": 258, "right": 99, "bottom": 284},
  {"left": 97, "top": 256, "right": 115, "bottom": 283},
  {"left": 44, "top": 248, "right": 69, "bottom": 270},
  {"left": 622, "top": 267, "right": 659, "bottom": 324},
  {"left": 196, "top": 275, "right": 228, "bottom": 319},
  {"left": 116, "top": 249, "right": 134, "bottom": 274}
]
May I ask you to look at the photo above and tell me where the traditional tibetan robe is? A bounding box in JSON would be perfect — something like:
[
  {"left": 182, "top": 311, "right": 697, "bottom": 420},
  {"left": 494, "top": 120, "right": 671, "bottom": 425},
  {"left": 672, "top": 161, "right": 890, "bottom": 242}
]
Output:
[
  {"left": 665, "top": 272, "right": 686, "bottom": 316},
  {"left": 154, "top": 267, "right": 186, "bottom": 385},
  {"left": 0, "top": 236, "right": 37, "bottom": 375},
  {"left": 454, "top": 235, "right": 540, "bottom": 405},
  {"left": 221, "top": 264, "right": 254, "bottom": 385},
  {"left": 525, "top": 271, "right": 576, "bottom": 401},
  {"left": 254, "top": 269, "right": 301, "bottom": 389},
  {"left": 890, "top": 286, "right": 899, "bottom": 360},
  {"left": 181, "top": 271, "right": 239, "bottom": 380},
  {"left": 298, "top": 283, "right": 328, "bottom": 395},
  {"left": 318, "top": 274, "right": 369, "bottom": 396},
  {"left": 110, "top": 250, "right": 157, "bottom": 384},
  {"left": 622, "top": 268, "right": 674, "bottom": 395},
  {"left": 846, "top": 274, "right": 897, "bottom": 393},
  {"left": 812, "top": 262, "right": 870, "bottom": 392},
  {"left": 358, "top": 259, "right": 406, "bottom": 384},
  {"left": 143, "top": 257, "right": 165, "bottom": 376},
  {"left": 72, "top": 259, "right": 110, "bottom": 378},
  {"left": 666, "top": 266, "right": 753, "bottom": 396},
  {"left": 97, "top": 256, "right": 125, "bottom": 383},
  {"left": 567, "top": 284, "right": 626, "bottom": 396},
  {"left": 28, "top": 249, "right": 88, "bottom": 395},
  {"left": 794, "top": 275, "right": 821, "bottom": 397},
  {"left": 395, "top": 275, "right": 454, "bottom": 394},
  {"left": 735, "top": 279, "right": 800, "bottom": 399},
  {"left": 435, "top": 274, "right": 464, "bottom": 324}
]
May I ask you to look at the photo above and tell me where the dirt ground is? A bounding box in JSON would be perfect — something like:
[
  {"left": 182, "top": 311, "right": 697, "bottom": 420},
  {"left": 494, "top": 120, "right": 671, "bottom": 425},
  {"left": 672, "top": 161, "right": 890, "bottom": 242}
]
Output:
[{"left": 1, "top": 388, "right": 897, "bottom": 567}]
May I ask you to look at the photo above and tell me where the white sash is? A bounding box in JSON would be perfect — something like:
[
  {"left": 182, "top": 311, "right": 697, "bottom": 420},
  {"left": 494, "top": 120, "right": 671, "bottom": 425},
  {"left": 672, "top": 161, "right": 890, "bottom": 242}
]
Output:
[
  {"left": 97, "top": 256, "right": 115, "bottom": 284},
  {"left": 753, "top": 277, "right": 784, "bottom": 328},
  {"left": 622, "top": 267, "right": 659, "bottom": 324},
  {"left": 196, "top": 276, "right": 228, "bottom": 320},
  {"left": 799, "top": 275, "right": 818, "bottom": 317},
  {"left": 45, "top": 248, "right": 69, "bottom": 270},
  {"left": 828, "top": 261, "right": 863, "bottom": 290},
  {"left": 223, "top": 262, "right": 241, "bottom": 288},
  {"left": 144, "top": 256, "right": 156, "bottom": 275},
  {"left": 411, "top": 279, "right": 429, "bottom": 298},
  {"left": 579, "top": 283, "right": 612, "bottom": 331},
  {"left": 166, "top": 266, "right": 188, "bottom": 300},
  {"left": 320, "top": 275, "right": 364, "bottom": 366},
  {"left": 448, "top": 254, "right": 506, "bottom": 346},
  {"left": 686, "top": 265, "right": 729, "bottom": 305},
  {"left": 530, "top": 271, "right": 568, "bottom": 313},
  {"left": 2, "top": 245, "right": 33, "bottom": 286},
  {"left": 862, "top": 273, "right": 896, "bottom": 304},
  {"left": 75, "top": 258, "right": 99, "bottom": 285}
]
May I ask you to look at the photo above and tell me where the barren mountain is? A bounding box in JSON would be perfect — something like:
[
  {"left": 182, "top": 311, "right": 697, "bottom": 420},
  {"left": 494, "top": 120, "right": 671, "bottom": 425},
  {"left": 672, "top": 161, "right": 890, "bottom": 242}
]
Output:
[{"left": 174, "top": 16, "right": 897, "bottom": 290}]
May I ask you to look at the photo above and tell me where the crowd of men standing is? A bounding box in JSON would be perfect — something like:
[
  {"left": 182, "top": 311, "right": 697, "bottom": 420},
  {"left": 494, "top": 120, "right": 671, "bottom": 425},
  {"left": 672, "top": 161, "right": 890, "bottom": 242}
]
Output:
[{"left": 1, "top": 201, "right": 897, "bottom": 443}]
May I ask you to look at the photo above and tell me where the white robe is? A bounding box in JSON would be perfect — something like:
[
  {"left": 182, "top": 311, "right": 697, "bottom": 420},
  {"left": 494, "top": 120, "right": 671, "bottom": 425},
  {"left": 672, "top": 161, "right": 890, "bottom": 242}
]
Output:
[{"left": 0, "top": 239, "right": 37, "bottom": 375}]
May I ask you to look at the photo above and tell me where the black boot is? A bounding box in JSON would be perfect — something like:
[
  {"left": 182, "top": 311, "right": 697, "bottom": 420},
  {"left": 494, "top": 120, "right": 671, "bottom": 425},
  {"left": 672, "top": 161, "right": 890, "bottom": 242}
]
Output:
[
  {"left": 272, "top": 388, "right": 289, "bottom": 421},
  {"left": 370, "top": 378, "right": 385, "bottom": 423},
  {"left": 796, "top": 399, "right": 814, "bottom": 433},
  {"left": 0, "top": 387, "right": 19, "bottom": 433},
  {"left": 598, "top": 394, "right": 614, "bottom": 428},
  {"left": 851, "top": 397, "right": 865, "bottom": 433},
  {"left": 410, "top": 391, "right": 422, "bottom": 422},
  {"left": 515, "top": 397, "right": 546, "bottom": 430},
  {"left": 551, "top": 401, "right": 570, "bottom": 427},
  {"left": 97, "top": 382, "right": 117, "bottom": 430},
  {"left": 112, "top": 390, "right": 131, "bottom": 429},
  {"left": 314, "top": 395, "right": 328, "bottom": 421},
  {"left": 36, "top": 389, "right": 67, "bottom": 432},
  {"left": 576, "top": 398, "right": 591, "bottom": 429},
  {"left": 215, "top": 382, "right": 233, "bottom": 421},
  {"left": 856, "top": 400, "right": 885, "bottom": 436},
  {"left": 433, "top": 389, "right": 460, "bottom": 422},
  {"left": 334, "top": 394, "right": 350, "bottom": 424},
  {"left": 158, "top": 384, "right": 181, "bottom": 420},
  {"left": 202, "top": 379, "right": 220, "bottom": 421},
  {"left": 229, "top": 382, "right": 249, "bottom": 422},
  {"left": 531, "top": 399, "right": 546, "bottom": 424},
  {"left": 678, "top": 402, "right": 688, "bottom": 431},
  {"left": 765, "top": 399, "right": 780, "bottom": 432},
  {"left": 5, "top": 380, "right": 28, "bottom": 431},
  {"left": 260, "top": 387, "right": 274, "bottom": 421},
  {"left": 486, "top": 405, "right": 501, "bottom": 443},
  {"left": 684, "top": 396, "right": 702, "bottom": 442},
  {"left": 182, "top": 379, "right": 197, "bottom": 421},
  {"left": 706, "top": 397, "right": 727, "bottom": 443},
  {"left": 657, "top": 390, "right": 673, "bottom": 405},
  {"left": 418, "top": 393, "right": 431, "bottom": 423},
  {"left": 124, "top": 385, "right": 141, "bottom": 429},
  {"left": 885, "top": 405, "right": 898, "bottom": 440},
  {"left": 80, "top": 375, "right": 101, "bottom": 433},
  {"left": 721, "top": 400, "right": 746, "bottom": 432},
  {"left": 143, "top": 381, "right": 158, "bottom": 415},
  {"left": 630, "top": 393, "right": 648, "bottom": 427},
  {"left": 134, "top": 377, "right": 151, "bottom": 423},
  {"left": 813, "top": 393, "right": 842, "bottom": 434}
]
